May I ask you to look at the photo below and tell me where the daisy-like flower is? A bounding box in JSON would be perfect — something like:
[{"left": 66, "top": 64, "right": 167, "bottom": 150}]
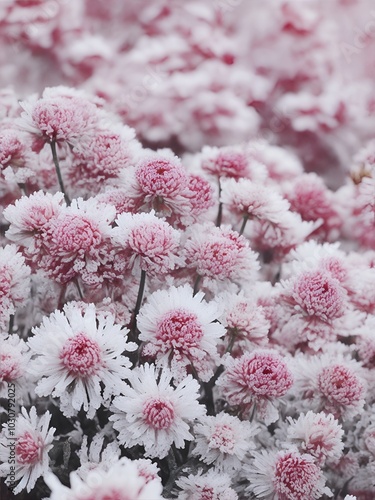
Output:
[
  {"left": 0, "top": 407, "right": 55, "bottom": 495},
  {"left": 0, "top": 335, "right": 31, "bottom": 403},
  {"left": 45, "top": 457, "right": 164, "bottom": 500},
  {"left": 192, "top": 412, "right": 259, "bottom": 471},
  {"left": 220, "top": 178, "right": 290, "bottom": 225},
  {"left": 27, "top": 302, "right": 136, "bottom": 418},
  {"left": 110, "top": 363, "right": 205, "bottom": 459},
  {"left": 285, "top": 411, "right": 344, "bottom": 465},
  {"left": 0, "top": 244, "right": 31, "bottom": 330},
  {"left": 217, "top": 349, "right": 293, "bottom": 424},
  {"left": 176, "top": 468, "right": 238, "bottom": 500},
  {"left": 75, "top": 434, "right": 121, "bottom": 478},
  {"left": 137, "top": 284, "right": 226, "bottom": 382},
  {"left": 246, "top": 448, "right": 332, "bottom": 499},
  {"left": 112, "top": 211, "right": 183, "bottom": 277},
  {"left": 184, "top": 223, "right": 259, "bottom": 285}
]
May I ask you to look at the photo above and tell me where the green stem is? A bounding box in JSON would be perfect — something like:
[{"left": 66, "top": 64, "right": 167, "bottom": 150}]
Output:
[{"left": 50, "top": 140, "right": 70, "bottom": 205}]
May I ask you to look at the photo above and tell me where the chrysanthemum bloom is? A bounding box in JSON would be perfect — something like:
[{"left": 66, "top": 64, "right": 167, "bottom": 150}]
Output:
[
  {"left": 217, "top": 349, "right": 293, "bottom": 424},
  {"left": 110, "top": 363, "right": 205, "bottom": 459},
  {"left": 137, "top": 284, "right": 225, "bottom": 382},
  {"left": 27, "top": 303, "right": 136, "bottom": 418},
  {"left": 45, "top": 457, "right": 164, "bottom": 500},
  {"left": 192, "top": 412, "right": 259, "bottom": 471},
  {"left": 221, "top": 294, "right": 270, "bottom": 353},
  {"left": 201, "top": 145, "right": 266, "bottom": 181},
  {"left": 355, "top": 314, "right": 375, "bottom": 368},
  {"left": 286, "top": 411, "right": 344, "bottom": 465},
  {"left": 0, "top": 335, "right": 31, "bottom": 402},
  {"left": 248, "top": 142, "right": 303, "bottom": 183},
  {"left": 0, "top": 407, "right": 55, "bottom": 494},
  {"left": 68, "top": 123, "right": 141, "bottom": 195},
  {"left": 285, "top": 172, "right": 342, "bottom": 240},
  {"left": 0, "top": 128, "right": 32, "bottom": 171},
  {"left": 184, "top": 223, "right": 259, "bottom": 284},
  {"left": 291, "top": 269, "right": 346, "bottom": 321},
  {"left": 18, "top": 86, "right": 100, "bottom": 146},
  {"left": 112, "top": 211, "right": 183, "bottom": 277},
  {"left": 4, "top": 191, "right": 66, "bottom": 257},
  {"left": 246, "top": 449, "right": 332, "bottom": 499},
  {"left": 292, "top": 354, "right": 367, "bottom": 419},
  {"left": 40, "top": 198, "right": 116, "bottom": 286},
  {"left": 220, "top": 178, "right": 290, "bottom": 225},
  {"left": 176, "top": 468, "right": 238, "bottom": 500},
  {"left": 0, "top": 245, "right": 31, "bottom": 329}
]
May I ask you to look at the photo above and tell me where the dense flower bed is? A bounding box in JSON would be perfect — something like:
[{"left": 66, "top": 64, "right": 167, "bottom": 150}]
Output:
[{"left": 0, "top": 1, "right": 375, "bottom": 499}]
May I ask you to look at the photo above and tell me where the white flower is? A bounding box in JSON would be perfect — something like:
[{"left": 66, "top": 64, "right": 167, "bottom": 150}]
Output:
[
  {"left": 75, "top": 434, "right": 121, "bottom": 478},
  {"left": 176, "top": 468, "right": 238, "bottom": 500},
  {"left": 192, "top": 412, "right": 259, "bottom": 471},
  {"left": 110, "top": 363, "right": 205, "bottom": 459},
  {"left": 137, "top": 284, "right": 226, "bottom": 382},
  {"left": 0, "top": 335, "right": 32, "bottom": 403},
  {"left": 44, "top": 457, "right": 164, "bottom": 500},
  {"left": 27, "top": 302, "right": 136, "bottom": 418},
  {"left": 0, "top": 407, "right": 55, "bottom": 494}
]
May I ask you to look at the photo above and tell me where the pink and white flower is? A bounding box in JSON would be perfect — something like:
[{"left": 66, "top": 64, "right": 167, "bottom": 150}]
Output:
[
  {"left": 110, "top": 363, "right": 205, "bottom": 459},
  {"left": 176, "top": 468, "right": 238, "bottom": 500},
  {"left": 138, "top": 284, "right": 226, "bottom": 382},
  {"left": 27, "top": 302, "right": 136, "bottom": 418},
  {"left": 0, "top": 406, "right": 55, "bottom": 494}
]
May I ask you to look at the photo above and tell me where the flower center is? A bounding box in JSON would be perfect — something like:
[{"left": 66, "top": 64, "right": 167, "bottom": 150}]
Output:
[
  {"left": 16, "top": 432, "right": 43, "bottom": 465},
  {"left": 142, "top": 398, "right": 175, "bottom": 430},
  {"left": 317, "top": 365, "right": 364, "bottom": 406},
  {"left": 60, "top": 333, "right": 102, "bottom": 377},
  {"left": 156, "top": 309, "right": 204, "bottom": 351},
  {"left": 0, "top": 353, "right": 21, "bottom": 382},
  {"left": 209, "top": 424, "right": 235, "bottom": 454}
]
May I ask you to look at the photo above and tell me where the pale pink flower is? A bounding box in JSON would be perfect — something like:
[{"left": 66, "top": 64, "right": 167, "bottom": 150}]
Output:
[
  {"left": 246, "top": 449, "right": 332, "bottom": 499},
  {"left": 285, "top": 411, "right": 344, "bottom": 465},
  {"left": 27, "top": 303, "right": 136, "bottom": 418},
  {"left": 112, "top": 211, "right": 183, "bottom": 277},
  {"left": 248, "top": 142, "right": 303, "bottom": 183},
  {"left": 4, "top": 191, "right": 66, "bottom": 254},
  {"left": 201, "top": 144, "right": 267, "bottom": 181},
  {"left": 137, "top": 284, "right": 225, "bottom": 382},
  {"left": 45, "top": 457, "right": 164, "bottom": 500},
  {"left": 176, "top": 469, "right": 238, "bottom": 500},
  {"left": 18, "top": 87, "right": 100, "bottom": 146},
  {"left": 110, "top": 363, "right": 205, "bottom": 459},
  {"left": 292, "top": 353, "right": 367, "bottom": 419},
  {"left": 0, "top": 335, "right": 31, "bottom": 402},
  {"left": 40, "top": 197, "right": 116, "bottom": 285},
  {"left": 184, "top": 223, "right": 259, "bottom": 284},
  {"left": 0, "top": 244, "right": 31, "bottom": 329},
  {"left": 217, "top": 349, "right": 293, "bottom": 424},
  {"left": 0, "top": 407, "right": 55, "bottom": 494},
  {"left": 355, "top": 314, "right": 375, "bottom": 368},
  {"left": 192, "top": 412, "right": 259, "bottom": 471},
  {"left": 220, "top": 178, "right": 290, "bottom": 225}
]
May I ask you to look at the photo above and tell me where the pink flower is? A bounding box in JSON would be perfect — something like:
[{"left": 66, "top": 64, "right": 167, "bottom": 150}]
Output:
[
  {"left": 18, "top": 86, "right": 100, "bottom": 145},
  {"left": 246, "top": 449, "right": 332, "bottom": 499},
  {"left": 286, "top": 411, "right": 344, "bottom": 465},
  {"left": 184, "top": 223, "right": 259, "bottom": 284},
  {"left": 220, "top": 178, "right": 290, "bottom": 224},
  {"left": 110, "top": 363, "right": 205, "bottom": 459},
  {"left": 113, "top": 211, "right": 183, "bottom": 277},
  {"left": 218, "top": 349, "right": 293, "bottom": 424},
  {"left": 176, "top": 469, "right": 238, "bottom": 500},
  {"left": 0, "top": 244, "right": 31, "bottom": 329},
  {"left": 0, "top": 407, "right": 55, "bottom": 494},
  {"left": 27, "top": 303, "right": 136, "bottom": 418},
  {"left": 192, "top": 412, "right": 259, "bottom": 471},
  {"left": 0, "top": 335, "right": 31, "bottom": 402},
  {"left": 137, "top": 284, "right": 225, "bottom": 382},
  {"left": 290, "top": 269, "right": 345, "bottom": 321}
]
